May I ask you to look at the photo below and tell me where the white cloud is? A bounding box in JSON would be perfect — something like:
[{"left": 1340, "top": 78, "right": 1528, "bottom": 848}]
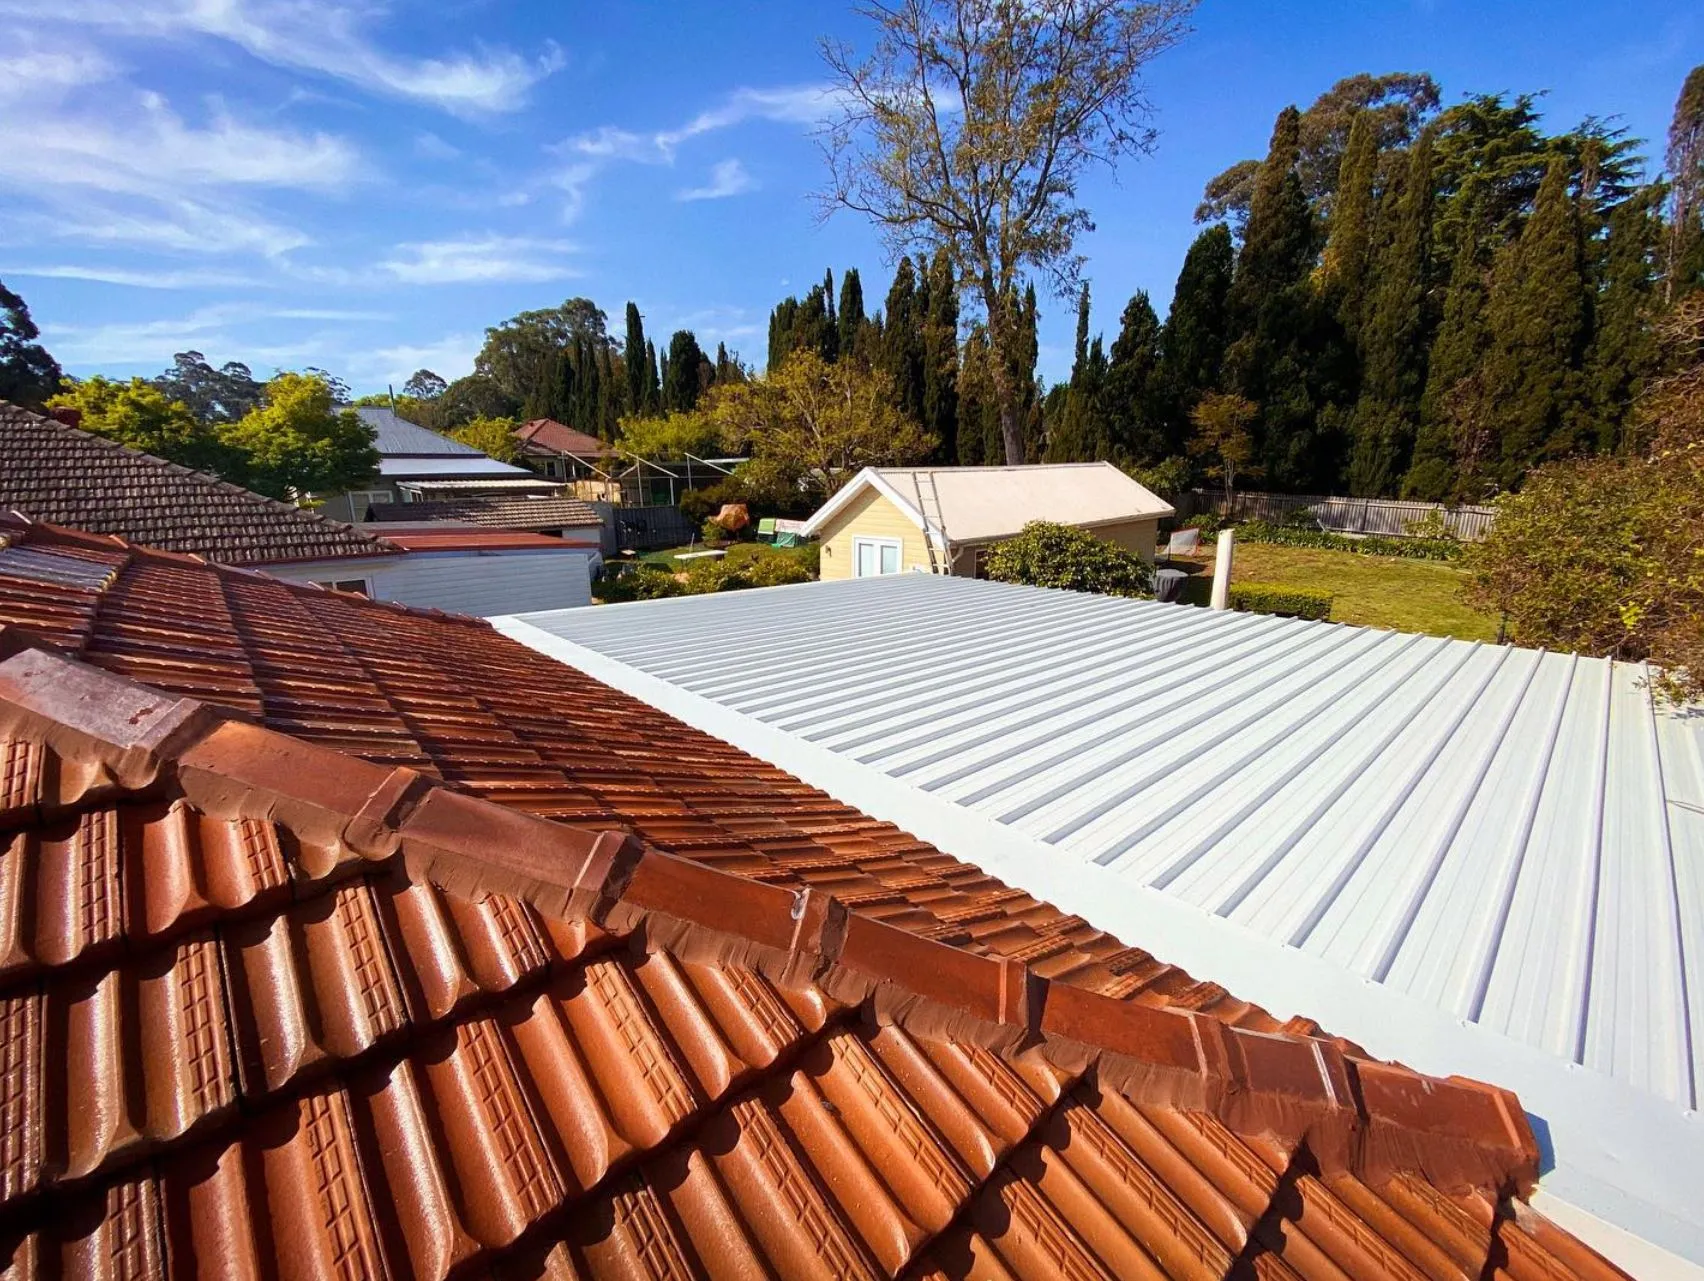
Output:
[
  {"left": 0, "top": 0, "right": 562, "bottom": 115},
  {"left": 344, "top": 332, "right": 482, "bottom": 390},
  {"left": 676, "top": 158, "right": 755, "bottom": 202},
  {"left": 413, "top": 132, "right": 462, "bottom": 162},
  {"left": 41, "top": 198, "right": 313, "bottom": 258},
  {"left": 0, "top": 38, "right": 116, "bottom": 98},
  {"left": 378, "top": 235, "right": 580, "bottom": 285},
  {"left": 565, "top": 84, "right": 840, "bottom": 164},
  {"left": 0, "top": 262, "right": 260, "bottom": 288},
  {"left": 0, "top": 92, "right": 357, "bottom": 196}
]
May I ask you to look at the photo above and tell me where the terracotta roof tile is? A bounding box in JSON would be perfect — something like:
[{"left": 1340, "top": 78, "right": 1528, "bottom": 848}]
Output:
[
  {"left": 0, "top": 517, "right": 1632, "bottom": 1277},
  {"left": 366, "top": 494, "right": 604, "bottom": 530},
  {"left": 514, "top": 418, "right": 618, "bottom": 457},
  {"left": 0, "top": 648, "right": 1625, "bottom": 1279},
  {"left": 0, "top": 401, "right": 395, "bottom": 565}
]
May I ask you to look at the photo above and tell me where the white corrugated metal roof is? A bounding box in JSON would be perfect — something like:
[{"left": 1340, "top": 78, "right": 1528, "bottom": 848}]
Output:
[
  {"left": 354, "top": 406, "right": 485, "bottom": 456},
  {"left": 496, "top": 572, "right": 1704, "bottom": 1269}
]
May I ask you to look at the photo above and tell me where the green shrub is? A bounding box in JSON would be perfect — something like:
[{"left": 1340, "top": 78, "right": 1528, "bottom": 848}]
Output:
[
  {"left": 679, "top": 476, "right": 748, "bottom": 524},
  {"left": 722, "top": 543, "right": 767, "bottom": 568},
  {"left": 684, "top": 558, "right": 750, "bottom": 592},
  {"left": 593, "top": 566, "right": 684, "bottom": 603},
  {"left": 984, "top": 521, "right": 1152, "bottom": 597},
  {"left": 700, "top": 517, "right": 730, "bottom": 545},
  {"left": 747, "top": 556, "right": 813, "bottom": 588},
  {"left": 1229, "top": 582, "right": 1334, "bottom": 620},
  {"left": 1235, "top": 520, "right": 1461, "bottom": 562}
]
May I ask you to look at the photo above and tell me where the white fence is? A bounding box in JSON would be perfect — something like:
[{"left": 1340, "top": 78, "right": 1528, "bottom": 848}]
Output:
[{"left": 1175, "top": 490, "right": 1498, "bottom": 541}]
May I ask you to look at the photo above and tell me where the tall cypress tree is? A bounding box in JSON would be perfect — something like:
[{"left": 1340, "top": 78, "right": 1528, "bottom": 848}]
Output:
[
  {"left": 1070, "top": 282, "right": 1091, "bottom": 384},
  {"left": 957, "top": 325, "right": 991, "bottom": 466},
  {"left": 1321, "top": 110, "right": 1378, "bottom": 344},
  {"left": 1224, "top": 106, "right": 1343, "bottom": 489},
  {"left": 1665, "top": 65, "right": 1704, "bottom": 304},
  {"left": 1016, "top": 283, "right": 1043, "bottom": 462},
  {"left": 663, "top": 330, "right": 705, "bottom": 413},
  {"left": 1480, "top": 154, "right": 1587, "bottom": 488},
  {"left": 1405, "top": 198, "right": 1489, "bottom": 499},
  {"left": 837, "top": 268, "right": 866, "bottom": 362},
  {"left": 767, "top": 297, "right": 799, "bottom": 369},
  {"left": 1159, "top": 224, "right": 1235, "bottom": 431},
  {"left": 643, "top": 338, "right": 660, "bottom": 412},
  {"left": 596, "top": 343, "right": 616, "bottom": 439},
  {"left": 1105, "top": 290, "right": 1168, "bottom": 462},
  {"left": 922, "top": 249, "right": 959, "bottom": 463},
  {"left": 623, "top": 302, "right": 646, "bottom": 414},
  {"left": 1348, "top": 131, "right": 1435, "bottom": 496},
  {"left": 882, "top": 258, "right": 926, "bottom": 424},
  {"left": 1585, "top": 185, "right": 1664, "bottom": 452},
  {"left": 822, "top": 269, "right": 838, "bottom": 362}
]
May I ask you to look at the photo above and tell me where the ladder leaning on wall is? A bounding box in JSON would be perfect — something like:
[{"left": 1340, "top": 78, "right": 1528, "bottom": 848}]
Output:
[{"left": 910, "top": 471, "right": 949, "bottom": 574}]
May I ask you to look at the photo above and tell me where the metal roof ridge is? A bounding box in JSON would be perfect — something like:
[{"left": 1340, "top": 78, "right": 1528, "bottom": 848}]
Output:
[{"left": 0, "top": 641, "right": 1548, "bottom": 1199}]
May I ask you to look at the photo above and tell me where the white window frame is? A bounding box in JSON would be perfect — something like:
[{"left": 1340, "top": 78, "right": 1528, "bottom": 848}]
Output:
[
  {"left": 851, "top": 535, "right": 903, "bottom": 577},
  {"left": 349, "top": 489, "right": 393, "bottom": 510},
  {"left": 312, "top": 577, "right": 373, "bottom": 597}
]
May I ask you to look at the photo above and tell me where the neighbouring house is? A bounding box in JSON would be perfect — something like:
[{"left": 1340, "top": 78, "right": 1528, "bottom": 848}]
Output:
[
  {"left": 804, "top": 462, "right": 1176, "bottom": 580},
  {"left": 0, "top": 400, "right": 595, "bottom": 613},
  {"left": 496, "top": 571, "right": 1704, "bottom": 1276},
  {"left": 318, "top": 405, "right": 560, "bottom": 522},
  {"left": 512, "top": 416, "right": 620, "bottom": 490},
  {"left": 0, "top": 513, "right": 1630, "bottom": 1281}
]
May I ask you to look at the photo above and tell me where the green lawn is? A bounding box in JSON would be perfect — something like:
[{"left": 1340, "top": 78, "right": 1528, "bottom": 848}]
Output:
[{"left": 1178, "top": 542, "right": 1499, "bottom": 642}]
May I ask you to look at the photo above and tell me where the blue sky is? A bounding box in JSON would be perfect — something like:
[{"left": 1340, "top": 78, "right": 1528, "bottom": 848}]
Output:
[{"left": 2, "top": 0, "right": 1697, "bottom": 394}]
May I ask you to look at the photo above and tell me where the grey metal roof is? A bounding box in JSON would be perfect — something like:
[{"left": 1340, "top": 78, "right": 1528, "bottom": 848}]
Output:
[
  {"left": 496, "top": 572, "right": 1704, "bottom": 1268},
  {"left": 353, "top": 406, "right": 484, "bottom": 456},
  {"left": 378, "top": 456, "right": 542, "bottom": 480}
]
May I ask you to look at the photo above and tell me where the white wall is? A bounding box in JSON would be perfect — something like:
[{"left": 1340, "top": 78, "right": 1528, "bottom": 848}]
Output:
[{"left": 269, "top": 548, "right": 594, "bottom": 615}]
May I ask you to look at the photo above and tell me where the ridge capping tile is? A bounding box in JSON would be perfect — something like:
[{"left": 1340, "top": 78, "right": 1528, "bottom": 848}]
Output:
[{"left": 0, "top": 647, "right": 226, "bottom": 812}]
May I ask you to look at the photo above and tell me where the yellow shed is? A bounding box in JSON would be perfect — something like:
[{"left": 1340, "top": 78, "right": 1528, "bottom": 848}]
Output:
[{"left": 803, "top": 463, "right": 1176, "bottom": 582}]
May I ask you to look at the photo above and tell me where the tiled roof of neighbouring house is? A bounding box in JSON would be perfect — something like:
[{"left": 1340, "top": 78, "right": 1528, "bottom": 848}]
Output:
[
  {"left": 0, "top": 515, "right": 1629, "bottom": 1280},
  {"left": 366, "top": 494, "right": 604, "bottom": 530},
  {"left": 0, "top": 400, "right": 396, "bottom": 565},
  {"left": 514, "top": 416, "right": 618, "bottom": 457}
]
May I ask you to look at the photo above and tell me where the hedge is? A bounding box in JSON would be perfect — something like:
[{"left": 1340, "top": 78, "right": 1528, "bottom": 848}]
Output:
[
  {"left": 1233, "top": 520, "right": 1461, "bottom": 562},
  {"left": 1228, "top": 582, "right": 1334, "bottom": 621}
]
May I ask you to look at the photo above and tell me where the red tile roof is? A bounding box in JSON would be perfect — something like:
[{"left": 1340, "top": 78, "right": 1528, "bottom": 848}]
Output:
[
  {"left": 515, "top": 417, "right": 618, "bottom": 457},
  {"left": 0, "top": 400, "right": 396, "bottom": 565},
  {"left": 0, "top": 515, "right": 1629, "bottom": 1278},
  {"left": 366, "top": 494, "right": 604, "bottom": 531}
]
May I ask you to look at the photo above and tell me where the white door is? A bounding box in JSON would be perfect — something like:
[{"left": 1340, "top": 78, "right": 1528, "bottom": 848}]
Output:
[{"left": 853, "top": 537, "right": 902, "bottom": 577}]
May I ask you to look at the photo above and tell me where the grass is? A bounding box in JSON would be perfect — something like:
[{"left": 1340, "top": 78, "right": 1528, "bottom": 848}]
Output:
[{"left": 1176, "top": 542, "right": 1499, "bottom": 642}]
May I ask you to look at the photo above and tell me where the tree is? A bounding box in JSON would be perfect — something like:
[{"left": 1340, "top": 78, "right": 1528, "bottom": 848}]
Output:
[
  {"left": 956, "top": 324, "right": 993, "bottom": 465},
  {"left": 1070, "top": 282, "right": 1092, "bottom": 382},
  {"left": 217, "top": 372, "right": 380, "bottom": 500},
  {"left": 1666, "top": 65, "right": 1704, "bottom": 303},
  {"left": 1196, "top": 72, "right": 1439, "bottom": 230},
  {"left": 1464, "top": 296, "right": 1704, "bottom": 701},
  {"left": 1188, "top": 391, "right": 1258, "bottom": 504},
  {"left": 402, "top": 369, "right": 447, "bottom": 401},
  {"left": 983, "top": 520, "right": 1151, "bottom": 597},
  {"left": 922, "top": 249, "right": 960, "bottom": 463},
  {"left": 643, "top": 338, "right": 660, "bottom": 411},
  {"left": 879, "top": 257, "right": 926, "bottom": 424},
  {"left": 663, "top": 330, "right": 707, "bottom": 413},
  {"left": 477, "top": 299, "right": 609, "bottom": 407},
  {"left": 1586, "top": 185, "right": 1665, "bottom": 453},
  {"left": 703, "top": 350, "right": 934, "bottom": 505},
  {"left": 1406, "top": 197, "right": 1490, "bottom": 499},
  {"left": 837, "top": 267, "right": 867, "bottom": 360},
  {"left": 624, "top": 303, "right": 648, "bottom": 413},
  {"left": 447, "top": 416, "right": 521, "bottom": 462},
  {"left": 1347, "top": 130, "right": 1434, "bottom": 496},
  {"left": 822, "top": 0, "right": 1196, "bottom": 464},
  {"left": 46, "top": 377, "right": 235, "bottom": 476},
  {"left": 1158, "top": 224, "right": 1234, "bottom": 421},
  {"left": 1318, "top": 110, "right": 1378, "bottom": 342},
  {"left": 436, "top": 373, "right": 518, "bottom": 428},
  {"left": 153, "top": 351, "right": 262, "bottom": 423},
  {"left": 1103, "top": 289, "right": 1167, "bottom": 462},
  {"left": 0, "top": 280, "right": 61, "bottom": 409},
  {"left": 1223, "top": 106, "right": 1347, "bottom": 489},
  {"left": 616, "top": 409, "right": 724, "bottom": 460},
  {"left": 1479, "top": 154, "right": 1587, "bottom": 487}
]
